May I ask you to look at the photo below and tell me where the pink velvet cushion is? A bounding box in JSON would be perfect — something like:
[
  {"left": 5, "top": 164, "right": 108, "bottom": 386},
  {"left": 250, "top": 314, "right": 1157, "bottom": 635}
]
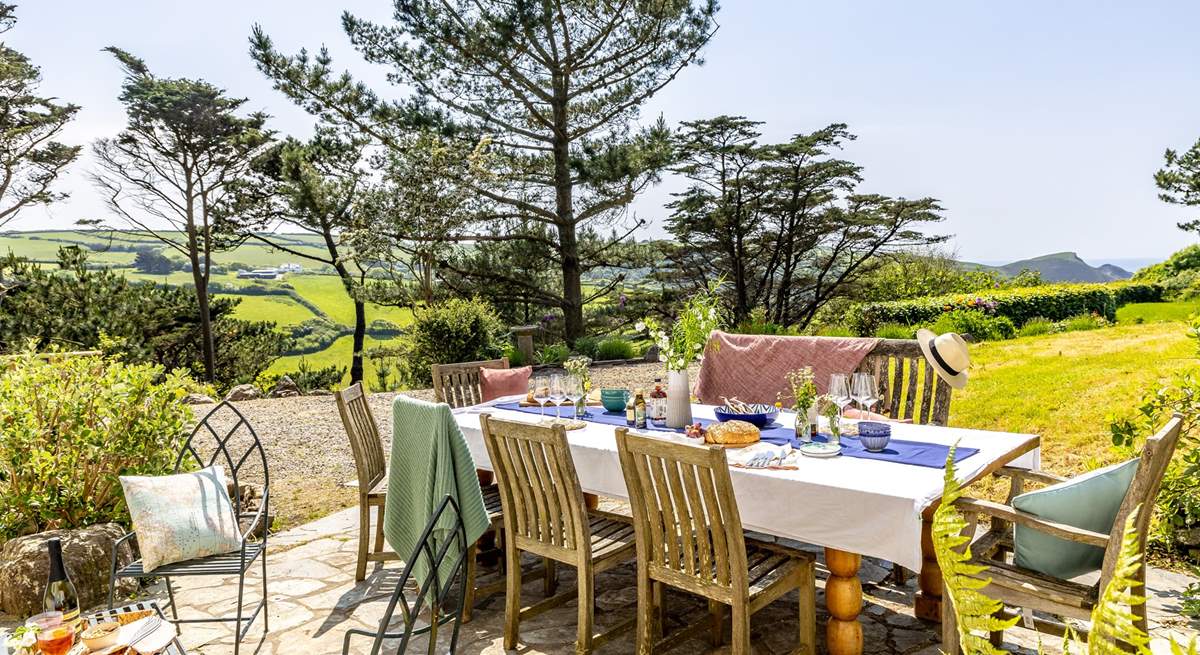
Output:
[{"left": 480, "top": 366, "right": 532, "bottom": 402}]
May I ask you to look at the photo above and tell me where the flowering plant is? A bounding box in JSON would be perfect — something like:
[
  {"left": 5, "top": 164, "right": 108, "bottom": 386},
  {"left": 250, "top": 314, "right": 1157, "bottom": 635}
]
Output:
[
  {"left": 637, "top": 283, "right": 724, "bottom": 372},
  {"left": 563, "top": 356, "right": 592, "bottom": 393},
  {"left": 818, "top": 394, "right": 842, "bottom": 439},
  {"left": 3, "top": 625, "right": 38, "bottom": 655},
  {"left": 780, "top": 367, "right": 817, "bottom": 412}
]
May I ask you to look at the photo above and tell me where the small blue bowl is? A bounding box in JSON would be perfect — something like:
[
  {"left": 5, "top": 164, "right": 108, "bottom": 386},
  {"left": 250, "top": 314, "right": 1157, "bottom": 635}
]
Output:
[
  {"left": 600, "top": 389, "right": 629, "bottom": 412},
  {"left": 857, "top": 421, "right": 891, "bottom": 452},
  {"left": 714, "top": 404, "right": 779, "bottom": 428}
]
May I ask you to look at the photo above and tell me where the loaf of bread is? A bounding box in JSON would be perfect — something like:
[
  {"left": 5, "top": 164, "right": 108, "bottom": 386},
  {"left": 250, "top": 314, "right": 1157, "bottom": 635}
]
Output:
[{"left": 705, "top": 420, "right": 761, "bottom": 446}]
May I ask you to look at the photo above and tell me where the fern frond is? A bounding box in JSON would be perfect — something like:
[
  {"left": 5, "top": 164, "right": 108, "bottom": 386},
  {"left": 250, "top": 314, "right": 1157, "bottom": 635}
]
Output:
[
  {"left": 933, "top": 444, "right": 1020, "bottom": 655},
  {"left": 1169, "top": 638, "right": 1199, "bottom": 655},
  {"left": 1088, "top": 508, "right": 1151, "bottom": 655}
]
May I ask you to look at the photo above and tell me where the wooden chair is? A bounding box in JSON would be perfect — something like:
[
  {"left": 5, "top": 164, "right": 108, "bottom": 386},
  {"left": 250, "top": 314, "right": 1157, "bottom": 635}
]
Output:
[
  {"left": 942, "top": 414, "right": 1183, "bottom": 654},
  {"left": 336, "top": 383, "right": 508, "bottom": 622},
  {"left": 335, "top": 383, "right": 398, "bottom": 582},
  {"left": 431, "top": 357, "right": 510, "bottom": 408},
  {"left": 615, "top": 428, "right": 817, "bottom": 655},
  {"left": 480, "top": 414, "right": 637, "bottom": 654},
  {"left": 856, "top": 338, "right": 954, "bottom": 426}
]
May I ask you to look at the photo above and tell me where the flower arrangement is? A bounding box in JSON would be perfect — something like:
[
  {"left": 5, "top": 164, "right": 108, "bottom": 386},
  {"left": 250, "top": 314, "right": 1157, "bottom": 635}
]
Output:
[
  {"left": 563, "top": 355, "right": 592, "bottom": 393},
  {"left": 3, "top": 625, "right": 38, "bottom": 655},
  {"left": 637, "top": 283, "right": 724, "bottom": 372},
  {"left": 818, "top": 394, "right": 842, "bottom": 441},
  {"left": 780, "top": 367, "right": 817, "bottom": 413}
]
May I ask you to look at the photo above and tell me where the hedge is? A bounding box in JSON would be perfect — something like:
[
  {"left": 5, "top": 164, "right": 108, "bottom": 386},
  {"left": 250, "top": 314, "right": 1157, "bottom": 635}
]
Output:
[{"left": 847, "top": 282, "right": 1162, "bottom": 336}]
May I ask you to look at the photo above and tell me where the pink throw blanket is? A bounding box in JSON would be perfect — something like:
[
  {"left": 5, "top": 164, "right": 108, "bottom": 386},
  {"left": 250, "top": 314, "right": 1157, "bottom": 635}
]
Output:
[{"left": 694, "top": 331, "right": 881, "bottom": 405}]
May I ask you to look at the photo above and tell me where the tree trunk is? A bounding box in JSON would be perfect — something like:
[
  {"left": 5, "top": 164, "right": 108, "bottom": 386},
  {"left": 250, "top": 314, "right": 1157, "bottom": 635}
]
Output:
[
  {"left": 191, "top": 256, "right": 216, "bottom": 383},
  {"left": 350, "top": 299, "right": 366, "bottom": 384},
  {"left": 551, "top": 89, "right": 584, "bottom": 343}
]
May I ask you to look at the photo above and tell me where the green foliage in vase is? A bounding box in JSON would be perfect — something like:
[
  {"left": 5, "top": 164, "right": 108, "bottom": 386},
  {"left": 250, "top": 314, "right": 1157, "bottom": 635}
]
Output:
[
  {"left": 639, "top": 281, "right": 725, "bottom": 371},
  {"left": 0, "top": 349, "right": 195, "bottom": 539}
]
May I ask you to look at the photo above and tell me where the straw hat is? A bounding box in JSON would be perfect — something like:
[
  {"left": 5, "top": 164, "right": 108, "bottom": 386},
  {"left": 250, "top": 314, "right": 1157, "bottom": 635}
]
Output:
[{"left": 916, "top": 329, "right": 969, "bottom": 389}]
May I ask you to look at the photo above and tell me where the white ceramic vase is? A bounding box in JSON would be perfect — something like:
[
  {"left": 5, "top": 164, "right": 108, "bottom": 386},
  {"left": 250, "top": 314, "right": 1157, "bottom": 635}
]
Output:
[{"left": 666, "top": 369, "right": 692, "bottom": 428}]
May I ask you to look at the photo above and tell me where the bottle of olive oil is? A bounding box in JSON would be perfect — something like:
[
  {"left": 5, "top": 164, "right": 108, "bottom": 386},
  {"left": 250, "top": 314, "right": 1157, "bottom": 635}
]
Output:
[
  {"left": 43, "top": 538, "right": 80, "bottom": 633},
  {"left": 634, "top": 388, "right": 647, "bottom": 429},
  {"left": 625, "top": 390, "right": 636, "bottom": 426}
]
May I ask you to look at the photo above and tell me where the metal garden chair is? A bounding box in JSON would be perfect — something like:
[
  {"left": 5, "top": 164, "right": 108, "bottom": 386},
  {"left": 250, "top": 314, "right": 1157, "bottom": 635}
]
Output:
[
  {"left": 108, "top": 400, "right": 270, "bottom": 655},
  {"left": 342, "top": 494, "right": 470, "bottom": 655}
]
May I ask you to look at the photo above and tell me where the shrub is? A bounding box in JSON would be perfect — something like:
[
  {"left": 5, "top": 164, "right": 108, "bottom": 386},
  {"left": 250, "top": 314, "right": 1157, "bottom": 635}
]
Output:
[
  {"left": 537, "top": 342, "right": 571, "bottom": 365},
  {"left": 286, "top": 317, "right": 350, "bottom": 355},
  {"left": 1060, "top": 312, "right": 1110, "bottom": 332},
  {"left": 366, "top": 319, "right": 404, "bottom": 337},
  {"left": 404, "top": 297, "right": 506, "bottom": 387},
  {"left": 734, "top": 307, "right": 796, "bottom": 335},
  {"left": 873, "top": 323, "right": 915, "bottom": 339},
  {"left": 572, "top": 335, "right": 601, "bottom": 359},
  {"left": 595, "top": 337, "right": 636, "bottom": 360},
  {"left": 930, "top": 310, "right": 1015, "bottom": 341},
  {"left": 812, "top": 325, "right": 854, "bottom": 337},
  {"left": 284, "top": 358, "right": 346, "bottom": 392},
  {"left": 1016, "top": 317, "right": 1056, "bottom": 337},
  {"left": 848, "top": 281, "right": 1162, "bottom": 336},
  {"left": 0, "top": 351, "right": 194, "bottom": 539},
  {"left": 503, "top": 344, "right": 527, "bottom": 367}
]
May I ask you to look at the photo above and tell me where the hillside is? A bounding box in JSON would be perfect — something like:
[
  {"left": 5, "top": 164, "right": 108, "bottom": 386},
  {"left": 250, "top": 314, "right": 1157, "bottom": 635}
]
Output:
[{"left": 963, "top": 251, "right": 1132, "bottom": 283}]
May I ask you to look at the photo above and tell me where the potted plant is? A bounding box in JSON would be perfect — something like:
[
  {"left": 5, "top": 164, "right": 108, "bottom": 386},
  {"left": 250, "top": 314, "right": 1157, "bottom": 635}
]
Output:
[
  {"left": 638, "top": 284, "right": 724, "bottom": 428},
  {"left": 781, "top": 367, "right": 817, "bottom": 442},
  {"left": 563, "top": 355, "right": 592, "bottom": 418}
]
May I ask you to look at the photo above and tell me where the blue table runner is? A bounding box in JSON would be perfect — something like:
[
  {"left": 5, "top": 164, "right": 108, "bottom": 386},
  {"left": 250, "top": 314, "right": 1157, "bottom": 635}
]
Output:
[{"left": 493, "top": 402, "right": 977, "bottom": 469}]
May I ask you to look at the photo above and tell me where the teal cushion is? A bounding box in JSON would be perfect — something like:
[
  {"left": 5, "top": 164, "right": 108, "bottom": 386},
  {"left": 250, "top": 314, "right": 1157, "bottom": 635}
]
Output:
[{"left": 1012, "top": 458, "right": 1139, "bottom": 579}]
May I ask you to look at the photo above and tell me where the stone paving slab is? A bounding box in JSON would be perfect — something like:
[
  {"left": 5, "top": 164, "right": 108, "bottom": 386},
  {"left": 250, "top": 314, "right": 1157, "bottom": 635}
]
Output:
[{"left": 94, "top": 507, "right": 1197, "bottom": 655}]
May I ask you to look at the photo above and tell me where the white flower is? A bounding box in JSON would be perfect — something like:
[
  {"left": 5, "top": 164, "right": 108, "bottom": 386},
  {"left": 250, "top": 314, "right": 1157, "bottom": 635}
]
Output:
[
  {"left": 635, "top": 321, "right": 646, "bottom": 332},
  {"left": 658, "top": 353, "right": 667, "bottom": 363},
  {"left": 20, "top": 631, "right": 36, "bottom": 648}
]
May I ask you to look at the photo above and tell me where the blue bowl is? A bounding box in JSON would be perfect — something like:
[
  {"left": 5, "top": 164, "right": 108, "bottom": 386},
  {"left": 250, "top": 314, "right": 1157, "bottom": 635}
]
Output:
[
  {"left": 600, "top": 389, "right": 629, "bottom": 412},
  {"left": 857, "top": 421, "right": 891, "bottom": 452},
  {"left": 714, "top": 404, "right": 779, "bottom": 428}
]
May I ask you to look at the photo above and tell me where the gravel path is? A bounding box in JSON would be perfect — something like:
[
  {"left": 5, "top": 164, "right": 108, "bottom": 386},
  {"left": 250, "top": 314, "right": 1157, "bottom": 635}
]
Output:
[{"left": 223, "top": 362, "right": 691, "bottom": 530}]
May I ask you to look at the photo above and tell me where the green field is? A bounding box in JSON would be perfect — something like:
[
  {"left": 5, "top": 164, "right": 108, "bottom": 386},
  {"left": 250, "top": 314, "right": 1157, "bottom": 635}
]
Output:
[
  {"left": 1117, "top": 301, "right": 1200, "bottom": 324},
  {"left": 287, "top": 275, "right": 414, "bottom": 326},
  {"left": 269, "top": 334, "right": 392, "bottom": 380},
  {"left": 226, "top": 294, "right": 317, "bottom": 326}
]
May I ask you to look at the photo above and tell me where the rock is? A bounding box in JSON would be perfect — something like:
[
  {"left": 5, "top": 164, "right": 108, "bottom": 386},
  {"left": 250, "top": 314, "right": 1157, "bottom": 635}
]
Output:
[
  {"left": 224, "top": 384, "right": 261, "bottom": 402},
  {"left": 0, "top": 524, "right": 137, "bottom": 617},
  {"left": 181, "top": 393, "right": 216, "bottom": 405},
  {"left": 643, "top": 344, "right": 661, "bottom": 363},
  {"left": 307, "top": 389, "right": 333, "bottom": 396},
  {"left": 269, "top": 376, "right": 301, "bottom": 399},
  {"left": 1175, "top": 527, "right": 1200, "bottom": 547}
]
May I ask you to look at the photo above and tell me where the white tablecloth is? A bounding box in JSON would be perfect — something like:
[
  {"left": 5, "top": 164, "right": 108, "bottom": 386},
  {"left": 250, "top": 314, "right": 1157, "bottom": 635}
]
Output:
[{"left": 452, "top": 398, "right": 1039, "bottom": 571}]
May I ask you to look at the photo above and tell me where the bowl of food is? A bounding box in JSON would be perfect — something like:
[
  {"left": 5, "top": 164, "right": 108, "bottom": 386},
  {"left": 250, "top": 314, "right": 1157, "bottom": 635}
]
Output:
[
  {"left": 81, "top": 621, "right": 121, "bottom": 650},
  {"left": 600, "top": 388, "right": 629, "bottom": 412},
  {"left": 714, "top": 398, "right": 779, "bottom": 428},
  {"left": 856, "top": 421, "right": 891, "bottom": 452}
]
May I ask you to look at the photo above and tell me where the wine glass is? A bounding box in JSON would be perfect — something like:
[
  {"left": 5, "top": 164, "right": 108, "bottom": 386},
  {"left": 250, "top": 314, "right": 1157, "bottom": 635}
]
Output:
[
  {"left": 549, "top": 374, "right": 565, "bottom": 423},
  {"left": 856, "top": 373, "right": 880, "bottom": 417},
  {"left": 829, "top": 374, "right": 852, "bottom": 418},
  {"left": 28, "top": 612, "right": 73, "bottom": 655},
  {"left": 851, "top": 372, "right": 870, "bottom": 417},
  {"left": 563, "top": 374, "right": 582, "bottom": 419},
  {"left": 532, "top": 375, "right": 551, "bottom": 423}
]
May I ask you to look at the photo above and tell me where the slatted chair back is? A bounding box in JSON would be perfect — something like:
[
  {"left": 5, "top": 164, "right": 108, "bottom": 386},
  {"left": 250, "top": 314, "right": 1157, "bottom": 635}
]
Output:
[
  {"left": 479, "top": 415, "right": 589, "bottom": 562},
  {"left": 615, "top": 428, "right": 750, "bottom": 602},
  {"left": 335, "top": 383, "right": 386, "bottom": 494},
  {"left": 176, "top": 400, "right": 270, "bottom": 513},
  {"left": 856, "top": 338, "right": 954, "bottom": 425},
  {"left": 1098, "top": 414, "right": 1183, "bottom": 592},
  {"left": 432, "top": 357, "right": 510, "bottom": 408}
]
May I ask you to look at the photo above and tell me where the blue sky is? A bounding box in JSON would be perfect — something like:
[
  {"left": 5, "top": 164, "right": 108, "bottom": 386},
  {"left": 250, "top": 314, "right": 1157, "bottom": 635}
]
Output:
[{"left": 8, "top": 1, "right": 1200, "bottom": 265}]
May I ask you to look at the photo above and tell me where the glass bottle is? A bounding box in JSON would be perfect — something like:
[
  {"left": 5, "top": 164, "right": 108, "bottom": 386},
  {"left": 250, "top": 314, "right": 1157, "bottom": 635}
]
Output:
[
  {"left": 43, "top": 538, "right": 80, "bottom": 634},
  {"left": 634, "top": 388, "right": 647, "bottom": 429},
  {"left": 649, "top": 379, "right": 667, "bottom": 422},
  {"left": 625, "top": 390, "right": 636, "bottom": 426}
]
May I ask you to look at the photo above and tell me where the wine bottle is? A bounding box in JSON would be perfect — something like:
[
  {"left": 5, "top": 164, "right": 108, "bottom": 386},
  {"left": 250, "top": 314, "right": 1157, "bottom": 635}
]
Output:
[
  {"left": 625, "top": 390, "right": 636, "bottom": 426},
  {"left": 634, "top": 388, "right": 647, "bottom": 429},
  {"left": 43, "top": 538, "right": 80, "bottom": 634}
]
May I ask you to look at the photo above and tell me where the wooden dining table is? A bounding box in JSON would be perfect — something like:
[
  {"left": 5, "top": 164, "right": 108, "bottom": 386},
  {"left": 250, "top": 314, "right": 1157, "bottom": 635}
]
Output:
[{"left": 453, "top": 399, "right": 1040, "bottom": 655}]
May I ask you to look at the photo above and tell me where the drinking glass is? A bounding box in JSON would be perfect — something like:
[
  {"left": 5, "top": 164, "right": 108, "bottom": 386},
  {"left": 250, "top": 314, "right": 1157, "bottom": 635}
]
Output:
[
  {"left": 851, "top": 372, "right": 870, "bottom": 416},
  {"left": 857, "top": 373, "right": 880, "bottom": 415},
  {"left": 564, "top": 374, "right": 583, "bottom": 419},
  {"left": 829, "top": 374, "right": 852, "bottom": 416},
  {"left": 28, "top": 612, "right": 73, "bottom": 655},
  {"left": 549, "top": 374, "right": 565, "bottom": 423},
  {"left": 532, "top": 375, "right": 551, "bottom": 423}
]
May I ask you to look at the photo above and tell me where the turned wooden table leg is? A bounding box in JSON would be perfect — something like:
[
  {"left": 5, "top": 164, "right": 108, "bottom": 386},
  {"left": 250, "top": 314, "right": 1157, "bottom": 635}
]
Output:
[
  {"left": 915, "top": 516, "right": 944, "bottom": 622},
  {"left": 825, "top": 547, "right": 863, "bottom": 655}
]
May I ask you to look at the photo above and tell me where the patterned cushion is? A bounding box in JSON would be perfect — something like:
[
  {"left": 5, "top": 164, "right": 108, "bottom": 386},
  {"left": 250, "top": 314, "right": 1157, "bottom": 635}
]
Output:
[
  {"left": 120, "top": 466, "right": 242, "bottom": 572},
  {"left": 480, "top": 366, "right": 532, "bottom": 402}
]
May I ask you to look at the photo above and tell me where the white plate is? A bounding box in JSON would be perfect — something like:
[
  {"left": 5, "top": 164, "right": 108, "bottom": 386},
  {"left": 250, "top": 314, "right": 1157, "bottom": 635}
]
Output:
[{"left": 799, "top": 442, "right": 841, "bottom": 458}]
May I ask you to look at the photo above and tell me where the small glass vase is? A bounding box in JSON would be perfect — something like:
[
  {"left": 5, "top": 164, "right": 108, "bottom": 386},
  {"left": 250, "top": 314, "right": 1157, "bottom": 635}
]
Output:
[
  {"left": 575, "top": 397, "right": 587, "bottom": 419},
  {"left": 827, "top": 414, "right": 842, "bottom": 445},
  {"left": 794, "top": 411, "right": 813, "bottom": 443}
]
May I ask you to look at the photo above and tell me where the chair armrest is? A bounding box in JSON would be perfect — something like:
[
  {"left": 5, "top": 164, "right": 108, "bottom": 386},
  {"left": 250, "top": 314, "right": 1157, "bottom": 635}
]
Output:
[
  {"left": 240, "top": 488, "right": 271, "bottom": 545},
  {"left": 994, "top": 466, "right": 1068, "bottom": 487},
  {"left": 953, "top": 497, "right": 1109, "bottom": 548}
]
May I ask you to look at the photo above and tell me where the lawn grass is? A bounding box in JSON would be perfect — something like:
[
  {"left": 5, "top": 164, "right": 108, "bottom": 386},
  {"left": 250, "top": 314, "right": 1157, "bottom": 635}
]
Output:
[
  {"left": 287, "top": 275, "right": 415, "bottom": 326},
  {"left": 953, "top": 320, "right": 1197, "bottom": 483},
  {"left": 268, "top": 334, "right": 393, "bottom": 384},
  {"left": 225, "top": 294, "right": 316, "bottom": 326},
  {"left": 1117, "top": 300, "right": 1200, "bottom": 324}
]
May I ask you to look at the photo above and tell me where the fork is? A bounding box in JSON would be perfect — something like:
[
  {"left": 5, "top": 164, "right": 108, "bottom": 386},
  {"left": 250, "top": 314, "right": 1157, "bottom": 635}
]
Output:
[{"left": 127, "top": 615, "right": 163, "bottom": 651}]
